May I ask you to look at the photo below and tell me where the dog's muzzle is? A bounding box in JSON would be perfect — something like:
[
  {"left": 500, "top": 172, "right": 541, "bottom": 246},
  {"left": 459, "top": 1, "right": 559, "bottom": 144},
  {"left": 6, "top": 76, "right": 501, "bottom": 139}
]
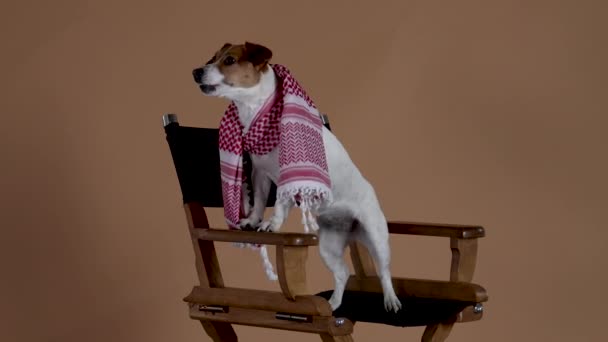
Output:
[
  {"left": 192, "top": 68, "right": 217, "bottom": 94},
  {"left": 199, "top": 84, "right": 216, "bottom": 94},
  {"left": 192, "top": 68, "right": 204, "bottom": 83}
]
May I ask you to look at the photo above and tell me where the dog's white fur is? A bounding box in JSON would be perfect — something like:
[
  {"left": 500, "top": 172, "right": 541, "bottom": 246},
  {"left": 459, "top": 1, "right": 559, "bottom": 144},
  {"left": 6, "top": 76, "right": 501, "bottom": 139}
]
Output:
[{"left": 196, "top": 48, "right": 401, "bottom": 312}]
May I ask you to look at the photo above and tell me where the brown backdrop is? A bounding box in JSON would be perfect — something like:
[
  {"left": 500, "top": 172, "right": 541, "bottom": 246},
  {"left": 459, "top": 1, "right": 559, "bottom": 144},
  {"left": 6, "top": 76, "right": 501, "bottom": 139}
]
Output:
[{"left": 2, "top": 0, "right": 607, "bottom": 341}]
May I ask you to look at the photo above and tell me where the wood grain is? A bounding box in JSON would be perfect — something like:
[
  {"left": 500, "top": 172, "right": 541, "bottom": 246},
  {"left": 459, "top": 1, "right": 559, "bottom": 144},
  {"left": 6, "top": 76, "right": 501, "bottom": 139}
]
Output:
[
  {"left": 184, "top": 286, "right": 333, "bottom": 316},
  {"left": 450, "top": 238, "right": 478, "bottom": 282},
  {"left": 349, "top": 241, "right": 376, "bottom": 278},
  {"left": 199, "top": 321, "right": 238, "bottom": 342},
  {"left": 184, "top": 203, "right": 224, "bottom": 288},
  {"left": 184, "top": 205, "right": 235, "bottom": 339},
  {"left": 387, "top": 221, "right": 485, "bottom": 239},
  {"left": 277, "top": 245, "right": 309, "bottom": 300},
  {"left": 189, "top": 306, "right": 354, "bottom": 335},
  {"left": 422, "top": 236, "right": 482, "bottom": 340},
  {"left": 320, "top": 334, "right": 355, "bottom": 342},
  {"left": 422, "top": 316, "right": 456, "bottom": 342},
  {"left": 194, "top": 227, "right": 319, "bottom": 246}
]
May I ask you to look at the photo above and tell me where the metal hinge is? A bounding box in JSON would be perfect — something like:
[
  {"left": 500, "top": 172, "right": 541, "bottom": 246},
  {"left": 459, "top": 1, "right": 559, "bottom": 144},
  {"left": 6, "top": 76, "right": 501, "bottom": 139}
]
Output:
[
  {"left": 162, "top": 113, "right": 178, "bottom": 127},
  {"left": 197, "top": 305, "right": 229, "bottom": 314},
  {"left": 275, "top": 312, "right": 312, "bottom": 323}
]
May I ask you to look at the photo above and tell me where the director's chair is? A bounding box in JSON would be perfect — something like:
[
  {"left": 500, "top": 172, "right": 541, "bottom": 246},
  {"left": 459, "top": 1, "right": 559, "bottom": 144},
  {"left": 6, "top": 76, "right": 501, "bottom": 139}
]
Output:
[{"left": 162, "top": 113, "right": 488, "bottom": 341}]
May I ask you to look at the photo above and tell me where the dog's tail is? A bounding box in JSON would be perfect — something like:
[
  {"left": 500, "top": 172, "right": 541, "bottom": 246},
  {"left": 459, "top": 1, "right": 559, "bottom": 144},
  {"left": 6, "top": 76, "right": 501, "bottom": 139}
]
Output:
[{"left": 316, "top": 203, "right": 359, "bottom": 233}]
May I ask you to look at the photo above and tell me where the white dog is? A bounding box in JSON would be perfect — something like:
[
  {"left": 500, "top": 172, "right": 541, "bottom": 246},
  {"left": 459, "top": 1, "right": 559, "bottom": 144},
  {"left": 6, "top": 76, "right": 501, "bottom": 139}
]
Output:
[{"left": 192, "top": 42, "right": 401, "bottom": 313}]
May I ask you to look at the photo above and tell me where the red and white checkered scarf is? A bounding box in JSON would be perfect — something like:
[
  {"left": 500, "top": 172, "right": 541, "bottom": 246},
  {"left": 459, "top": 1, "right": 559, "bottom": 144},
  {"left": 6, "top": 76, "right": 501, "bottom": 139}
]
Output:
[{"left": 218, "top": 64, "right": 332, "bottom": 234}]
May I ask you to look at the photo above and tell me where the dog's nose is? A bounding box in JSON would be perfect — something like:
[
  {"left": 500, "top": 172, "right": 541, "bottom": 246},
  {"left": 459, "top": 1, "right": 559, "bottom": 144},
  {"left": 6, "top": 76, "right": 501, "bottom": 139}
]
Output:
[{"left": 192, "top": 68, "right": 204, "bottom": 83}]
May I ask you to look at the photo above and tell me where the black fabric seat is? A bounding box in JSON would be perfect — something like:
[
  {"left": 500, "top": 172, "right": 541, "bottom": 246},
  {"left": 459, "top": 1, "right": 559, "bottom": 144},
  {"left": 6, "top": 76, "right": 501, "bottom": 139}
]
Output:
[{"left": 316, "top": 290, "right": 471, "bottom": 327}]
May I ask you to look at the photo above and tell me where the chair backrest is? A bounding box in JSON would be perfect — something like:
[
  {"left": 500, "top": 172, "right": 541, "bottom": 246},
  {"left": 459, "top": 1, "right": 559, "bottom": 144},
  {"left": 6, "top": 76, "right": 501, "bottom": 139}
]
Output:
[{"left": 163, "top": 113, "right": 331, "bottom": 208}]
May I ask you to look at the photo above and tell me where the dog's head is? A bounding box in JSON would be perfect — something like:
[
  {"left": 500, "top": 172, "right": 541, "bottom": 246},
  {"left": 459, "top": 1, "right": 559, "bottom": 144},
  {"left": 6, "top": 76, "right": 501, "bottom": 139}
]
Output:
[{"left": 192, "top": 42, "right": 273, "bottom": 100}]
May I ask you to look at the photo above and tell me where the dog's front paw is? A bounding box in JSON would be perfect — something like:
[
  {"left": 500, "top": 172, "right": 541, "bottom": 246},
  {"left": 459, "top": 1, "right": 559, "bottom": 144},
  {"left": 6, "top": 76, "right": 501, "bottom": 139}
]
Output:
[
  {"left": 257, "top": 218, "right": 282, "bottom": 232},
  {"left": 239, "top": 216, "right": 261, "bottom": 231},
  {"left": 328, "top": 295, "right": 343, "bottom": 311},
  {"left": 384, "top": 293, "right": 402, "bottom": 313}
]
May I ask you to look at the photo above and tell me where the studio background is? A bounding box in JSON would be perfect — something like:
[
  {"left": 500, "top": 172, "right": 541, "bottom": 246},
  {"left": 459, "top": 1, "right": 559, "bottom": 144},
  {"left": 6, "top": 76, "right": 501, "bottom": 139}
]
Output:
[{"left": 1, "top": 0, "right": 606, "bottom": 341}]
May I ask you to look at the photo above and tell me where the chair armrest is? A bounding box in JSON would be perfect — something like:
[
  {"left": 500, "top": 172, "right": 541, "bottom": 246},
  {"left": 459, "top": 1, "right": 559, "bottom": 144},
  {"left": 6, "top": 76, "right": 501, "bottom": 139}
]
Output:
[
  {"left": 193, "top": 228, "right": 318, "bottom": 246},
  {"left": 387, "top": 221, "right": 485, "bottom": 239},
  {"left": 385, "top": 221, "right": 485, "bottom": 282},
  {"left": 194, "top": 228, "right": 315, "bottom": 300}
]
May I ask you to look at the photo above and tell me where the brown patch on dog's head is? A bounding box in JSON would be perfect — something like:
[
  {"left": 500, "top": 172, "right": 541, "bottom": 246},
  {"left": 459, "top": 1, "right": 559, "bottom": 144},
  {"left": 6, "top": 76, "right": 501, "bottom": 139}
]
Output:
[{"left": 205, "top": 41, "right": 273, "bottom": 88}]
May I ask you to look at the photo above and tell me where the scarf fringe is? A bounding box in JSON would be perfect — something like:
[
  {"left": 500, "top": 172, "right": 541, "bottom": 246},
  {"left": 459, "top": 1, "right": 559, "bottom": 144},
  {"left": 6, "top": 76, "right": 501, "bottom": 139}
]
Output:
[
  {"left": 277, "top": 185, "right": 332, "bottom": 233},
  {"left": 259, "top": 245, "right": 278, "bottom": 281},
  {"left": 231, "top": 242, "right": 278, "bottom": 281}
]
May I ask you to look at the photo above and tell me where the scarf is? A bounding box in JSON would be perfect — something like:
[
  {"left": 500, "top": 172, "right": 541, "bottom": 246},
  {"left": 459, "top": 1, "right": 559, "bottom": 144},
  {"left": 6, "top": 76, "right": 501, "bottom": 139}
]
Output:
[
  {"left": 218, "top": 64, "right": 332, "bottom": 279},
  {"left": 219, "top": 63, "right": 332, "bottom": 229}
]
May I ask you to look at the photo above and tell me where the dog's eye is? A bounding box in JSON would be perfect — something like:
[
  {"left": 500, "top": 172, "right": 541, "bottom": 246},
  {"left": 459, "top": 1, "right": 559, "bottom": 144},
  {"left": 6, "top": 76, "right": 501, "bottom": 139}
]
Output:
[{"left": 223, "top": 56, "right": 236, "bottom": 66}]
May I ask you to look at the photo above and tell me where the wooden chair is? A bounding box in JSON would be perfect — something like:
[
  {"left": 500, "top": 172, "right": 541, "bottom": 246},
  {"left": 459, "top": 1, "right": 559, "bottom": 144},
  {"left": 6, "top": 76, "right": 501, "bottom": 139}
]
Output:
[{"left": 162, "top": 113, "right": 488, "bottom": 342}]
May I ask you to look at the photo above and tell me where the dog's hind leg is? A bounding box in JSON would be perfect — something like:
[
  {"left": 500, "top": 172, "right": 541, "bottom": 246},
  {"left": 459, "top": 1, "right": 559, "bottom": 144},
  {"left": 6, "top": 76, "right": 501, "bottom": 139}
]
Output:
[
  {"left": 357, "top": 216, "right": 402, "bottom": 313},
  {"left": 318, "top": 229, "right": 350, "bottom": 311},
  {"left": 317, "top": 209, "right": 353, "bottom": 311}
]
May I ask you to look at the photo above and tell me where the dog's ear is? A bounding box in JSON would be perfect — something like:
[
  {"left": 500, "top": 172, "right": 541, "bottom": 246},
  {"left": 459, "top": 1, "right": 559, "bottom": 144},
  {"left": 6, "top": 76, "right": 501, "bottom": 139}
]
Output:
[
  {"left": 244, "top": 42, "right": 273, "bottom": 69},
  {"left": 220, "top": 42, "right": 232, "bottom": 52},
  {"left": 216, "top": 42, "right": 233, "bottom": 58}
]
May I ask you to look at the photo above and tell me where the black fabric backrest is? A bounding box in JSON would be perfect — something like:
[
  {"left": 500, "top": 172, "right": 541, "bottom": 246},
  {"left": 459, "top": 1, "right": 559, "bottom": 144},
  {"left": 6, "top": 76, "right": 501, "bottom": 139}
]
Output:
[
  {"left": 164, "top": 121, "right": 277, "bottom": 207},
  {"left": 164, "top": 116, "right": 331, "bottom": 208},
  {"left": 165, "top": 122, "right": 222, "bottom": 206}
]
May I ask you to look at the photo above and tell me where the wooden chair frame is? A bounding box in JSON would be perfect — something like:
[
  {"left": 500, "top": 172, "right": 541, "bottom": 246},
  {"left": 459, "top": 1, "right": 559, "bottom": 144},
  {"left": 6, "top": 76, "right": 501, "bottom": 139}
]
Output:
[{"left": 163, "top": 113, "right": 488, "bottom": 341}]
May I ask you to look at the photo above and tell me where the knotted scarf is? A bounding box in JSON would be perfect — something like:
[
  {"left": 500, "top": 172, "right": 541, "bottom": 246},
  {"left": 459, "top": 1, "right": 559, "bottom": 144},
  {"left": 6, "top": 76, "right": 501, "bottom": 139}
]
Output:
[{"left": 218, "top": 64, "right": 332, "bottom": 279}]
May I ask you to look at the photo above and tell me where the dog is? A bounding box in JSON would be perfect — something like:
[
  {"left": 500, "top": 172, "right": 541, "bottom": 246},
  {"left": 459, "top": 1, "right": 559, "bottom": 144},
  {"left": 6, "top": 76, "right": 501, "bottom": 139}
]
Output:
[{"left": 192, "top": 42, "right": 402, "bottom": 313}]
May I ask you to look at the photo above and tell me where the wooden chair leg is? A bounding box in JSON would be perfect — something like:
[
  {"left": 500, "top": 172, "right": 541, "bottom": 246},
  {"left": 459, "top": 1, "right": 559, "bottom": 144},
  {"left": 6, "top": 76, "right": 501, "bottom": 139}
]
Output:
[
  {"left": 349, "top": 241, "right": 376, "bottom": 278},
  {"left": 200, "top": 321, "right": 238, "bottom": 342},
  {"left": 422, "top": 237, "right": 479, "bottom": 341},
  {"left": 320, "top": 333, "right": 354, "bottom": 342},
  {"left": 421, "top": 319, "right": 455, "bottom": 342}
]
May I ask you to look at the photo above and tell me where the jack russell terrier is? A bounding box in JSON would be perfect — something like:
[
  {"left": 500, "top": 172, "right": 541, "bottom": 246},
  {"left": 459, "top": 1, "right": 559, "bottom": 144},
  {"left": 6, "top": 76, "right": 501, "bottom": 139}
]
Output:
[{"left": 192, "top": 42, "right": 401, "bottom": 313}]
